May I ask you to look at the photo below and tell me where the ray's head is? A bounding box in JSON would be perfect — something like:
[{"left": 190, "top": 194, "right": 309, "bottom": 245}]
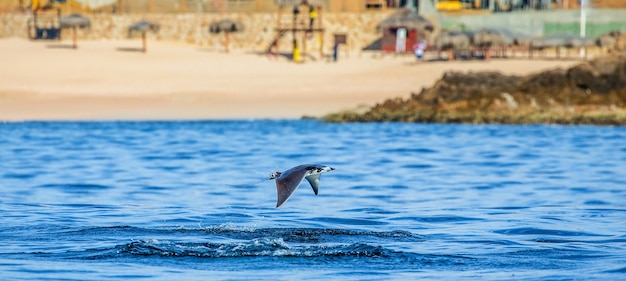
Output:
[
  {"left": 308, "top": 165, "right": 335, "bottom": 174},
  {"left": 269, "top": 171, "right": 282, "bottom": 180}
]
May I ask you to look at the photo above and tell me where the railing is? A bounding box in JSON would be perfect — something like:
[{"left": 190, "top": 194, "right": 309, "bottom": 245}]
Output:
[
  {"left": 2, "top": 0, "right": 415, "bottom": 14},
  {"left": 6, "top": 0, "right": 622, "bottom": 14},
  {"left": 436, "top": 0, "right": 586, "bottom": 12}
]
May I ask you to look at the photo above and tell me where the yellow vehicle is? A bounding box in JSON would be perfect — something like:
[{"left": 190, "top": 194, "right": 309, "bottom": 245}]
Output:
[{"left": 437, "top": 0, "right": 464, "bottom": 11}]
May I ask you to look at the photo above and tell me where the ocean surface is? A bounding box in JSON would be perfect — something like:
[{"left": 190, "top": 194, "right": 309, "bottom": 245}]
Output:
[{"left": 1, "top": 120, "right": 625, "bottom": 280}]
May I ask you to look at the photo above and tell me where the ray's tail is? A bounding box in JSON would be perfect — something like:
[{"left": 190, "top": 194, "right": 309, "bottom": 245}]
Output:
[{"left": 226, "top": 171, "right": 281, "bottom": 188}]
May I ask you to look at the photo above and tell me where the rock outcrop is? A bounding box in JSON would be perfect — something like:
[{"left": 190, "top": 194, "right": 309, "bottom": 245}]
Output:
[{"left": 325, "top": 36, "right": 626, "bottom": 125}]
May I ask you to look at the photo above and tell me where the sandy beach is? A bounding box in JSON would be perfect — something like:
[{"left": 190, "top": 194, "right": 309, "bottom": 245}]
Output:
[{"left": 0, "top": 38, "right": 582, "bottom": 120}]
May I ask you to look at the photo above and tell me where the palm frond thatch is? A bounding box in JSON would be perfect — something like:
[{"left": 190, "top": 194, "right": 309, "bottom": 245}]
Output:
[
  {"left": 378, "top": 10, "right": 434, "bottom": 33},
  {"left": 595, "top": 31, "right": 624, "bottom": 47},
  {"left": 274, "top": 0, "right": 325, "bottom": 7},
  {"left": 60, "top": 13, "right": 90, "bottom": 29},
  {"left": 434, "top": 31, "right": 473, "bottom": 50},
  {"left": 128, "top": 20, "right": 160, "bottom": 37},
  {"left": 209, "top": 19, "right": 244, "bottom": 34},
  {"left": 532, "top": 34, "right": 593, "bottom": 49},
  {"left": 472, "top": 29, "right": 515, "bottom": 48}
]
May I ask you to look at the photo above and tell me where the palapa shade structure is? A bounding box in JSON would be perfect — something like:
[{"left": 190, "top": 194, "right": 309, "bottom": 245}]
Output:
[
  {"left": 434, "top": 31, "right": 472, "bottom": 50},
  {"left": 530, "top": 34, "right": 594, "bottom": 59},
  {"left": 274, "top": 0, "right": 325, "bottom": 7},
  {"left": 472, "top": 29, "right": 515, "bottom": 48},
  {"left": 531, "top": 34, "right": 592, "bottom": 49},
  {"left": 530, "top": 35, "right": 593, "bottom": 50},
  {"left": 378, "top": 10, "right": 434, "bottom": 53},
  {"left": 471, "top": 29, "right": 516, "bottom": 61},
  {"left": 209, "top": 19, "right": 244, "bottom": 53},
  {"left": 434, "top": 31, "right": 472, "bottom": 61},
  {"left": 128, "top": 20, "right": 160, "bottom": 53},
  {"left": 377, "top": 10, "right": 434, "bottom": 33},
  {"left": 595, "top": 31, "right": 623, "bottom": 48},
  {"left": 60, "top": 13, "right": 90, "bottom": 49}
]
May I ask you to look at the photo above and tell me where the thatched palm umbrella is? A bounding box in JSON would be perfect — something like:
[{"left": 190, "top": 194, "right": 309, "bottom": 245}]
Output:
[
  {"left": 128, "top": 20, "right": 160, "bottom": 53},
  {"left": 377, "top": 9, "right": 434, "bottom": 34},
  {"left": 595, "top": 31, "right": 624, "bottom": 48},
  {"left": 512, "top": 34, "right": 532, "bottom": 47},
  {"left": 530, "top": 34, "right": 592, "bottom": 58},
  {"left": 472, "top": 29, "right": 514, "bottom": 48},
  {"left": 531, "top": 34, "right": 593, "bottom": 50},
  {"left": 209, "top": 19, "right": 244, "bottom": 53},
  {"left": 435, "top": 31, "right": 472, "bottom": 50},
  {"left": 472, "top": 29, "right": 515, "bottom": 60},
  {"left": 60, "top": 13, "right": 90, "bottom": 49},
  {"left": 434, "top": 31, "right": 472, "bottom": 60},
  {"left": 564, "top": 36, "right": 593, "bottom": 49}
]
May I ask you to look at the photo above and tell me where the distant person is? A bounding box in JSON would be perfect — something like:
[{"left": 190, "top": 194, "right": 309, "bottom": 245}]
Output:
[
  {"left": 308, "top": 5, "right": 317, "bottom": 29},
  {"left": 413, "top": 40, "right": 427, "bottom": 62},
  {"left": 268, "top": 39, "right": 279, "bottom": 60},
  {"left": 293, "top": 5, "right": 300, "bottom": 16},
  {"left": 332, "top": 42, "right": 339, "bottom": 62},
  {"left": 293, "top": 39, "right": 301, "bottom": 63}
]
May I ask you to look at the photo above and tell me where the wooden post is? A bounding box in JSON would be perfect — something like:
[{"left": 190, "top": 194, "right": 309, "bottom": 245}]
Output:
[
  {"left": 318, "top": 5, "right": 323, "bottom": 59},
  {"left": 274, "top": 5, "right": 284, "bottom": 57},
  {"left": 292, "top": 4, "right": 296, "bottom": 36},
  {"left": 302, "top": 31, "right": 307, "bottom": 62},
  {"left": 448, "top": 48, "right": 454, "bottom": 61},
  {"left": 72, "top": 26, "right": 77, "bottom": 49},
  {"left": 142, "top": 32, "right": 147, "bottom": 53},
  {"left": 225, "top": 31, "right": 230, "bottom": 53},
  {"left": 485, "top": 47, "right": 491, "bottom": 61}
]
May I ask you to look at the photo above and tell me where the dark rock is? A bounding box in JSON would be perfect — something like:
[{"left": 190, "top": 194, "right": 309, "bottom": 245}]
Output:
[{"left": 324, "top": 47, "right": 626, "bottom": 125}]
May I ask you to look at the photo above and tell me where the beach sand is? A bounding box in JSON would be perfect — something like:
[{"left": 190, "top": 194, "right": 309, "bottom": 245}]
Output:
[{"left": 0, "top": 38, "right": 582, "bottom": 120}]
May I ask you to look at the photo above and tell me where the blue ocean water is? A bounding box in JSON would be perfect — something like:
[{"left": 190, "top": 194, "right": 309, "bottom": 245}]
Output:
[{"left": 0, "top": 120, "right": 625, "bottom": 280}]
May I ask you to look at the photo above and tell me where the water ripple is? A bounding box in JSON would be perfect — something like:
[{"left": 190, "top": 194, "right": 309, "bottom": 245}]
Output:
[{"left": 1, "top": 121, "right": 625, "bottom": 280}]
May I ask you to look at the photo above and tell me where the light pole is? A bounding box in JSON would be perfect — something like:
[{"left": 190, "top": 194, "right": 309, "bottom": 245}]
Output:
[{"left": 579, "top": 0, "right": 587, "bottom": 58}]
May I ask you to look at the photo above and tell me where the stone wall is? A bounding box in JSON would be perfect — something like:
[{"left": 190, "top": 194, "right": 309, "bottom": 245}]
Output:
[{"left": 0, "top": 12, "right": 394, "bottom": 53}]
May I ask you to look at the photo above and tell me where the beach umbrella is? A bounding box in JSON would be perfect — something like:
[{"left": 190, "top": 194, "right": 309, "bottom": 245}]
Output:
[
  {"left": 595, "top": 31, "right": 623, "bottom": 47},
  {"left": 434, "top": 31, "right": 473, "bottom": 61},
  {"left": 274, "top": 0, "right": 325, "bottom": 7},
  {"left": 60, "top": 13, "right": 91, "bottom": 49},
  {"left": 209, "top": 19, "right": 244, "bottom": 53},
  {"left": 377, "top": 9, "right": 434, "bottom": 34},
  {"left": 434, "top": 31, "right": 472, "bottom": 50},
  {"left": 128, "top": 20, "right": 160, "bottom": 53},
  {"left": 512, "top": 34, "right": 533, "bottom": 47},
  {"left": 472, "top": 29, "right": 515, "bottom": 48},
  {"left": 531, "top": 34, "right": 593, "bottom": 49},
  {"left": 530, "top": 35, "right": 565, "bottom": 49}
]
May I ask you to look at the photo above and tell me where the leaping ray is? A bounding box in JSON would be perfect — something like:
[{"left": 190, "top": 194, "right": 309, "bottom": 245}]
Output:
[{"left": 270, "top": 164, "right": 334, "bottom": 208}]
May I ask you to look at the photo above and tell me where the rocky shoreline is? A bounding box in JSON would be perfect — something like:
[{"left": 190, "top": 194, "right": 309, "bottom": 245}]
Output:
[{"left": 324, "top": 38, "right": 626, "bottom": 125}]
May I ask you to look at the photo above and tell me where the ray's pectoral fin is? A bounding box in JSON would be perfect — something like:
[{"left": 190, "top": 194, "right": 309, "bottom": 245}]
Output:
[
  {"left": 276, "top": 183, "right": 295, "bottom": 208},
  {"left": 305, "top": 174, "right": 321, "bottom": 195}
]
